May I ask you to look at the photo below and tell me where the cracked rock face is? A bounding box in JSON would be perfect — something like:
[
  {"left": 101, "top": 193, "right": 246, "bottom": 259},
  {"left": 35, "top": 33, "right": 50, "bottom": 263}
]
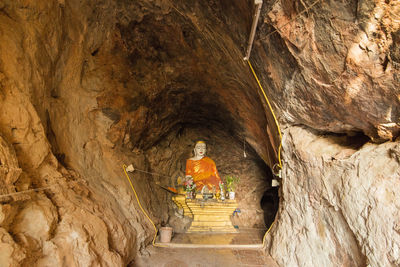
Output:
[
  {"left": 254, "top": 0, "right": 400, "bottom": 142},
  {"left": 265, "top": 127, "right": 400, "bottom": 266},
  {"left": 0, "top": 0, "right": 399, "bottom": 266}
]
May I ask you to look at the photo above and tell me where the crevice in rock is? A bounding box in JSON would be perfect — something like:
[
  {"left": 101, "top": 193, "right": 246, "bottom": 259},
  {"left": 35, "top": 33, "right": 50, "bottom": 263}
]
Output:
[
  {"left": 319, "top": 131, "right": 371, "bottom": 150},
  {"left": 91, "top": 48, "right": 99, "bottom": 56},
  {"left": 382, "top": 55, "right": 389, "bottom": 71},
  {"left": 390, "top": 30, "right": 400, "bottom": 63},
  {"left": 45, "top": 111, "right": 66, "bottom": 167},
  {"left": 261, "top": 186, "right": 279, "bottom": 229}
]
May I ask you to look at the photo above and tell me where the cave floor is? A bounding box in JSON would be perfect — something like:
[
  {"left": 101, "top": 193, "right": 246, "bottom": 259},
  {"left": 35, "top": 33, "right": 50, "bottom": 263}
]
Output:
[
  {"left": 154, "top": 228, "right": 266, "bottom": 248},
  {"left": 132, "top": 229, "right": 278, "bottom": 266},
  {"left": 132, "top": 246, "right": 278, "bottom": 267}
]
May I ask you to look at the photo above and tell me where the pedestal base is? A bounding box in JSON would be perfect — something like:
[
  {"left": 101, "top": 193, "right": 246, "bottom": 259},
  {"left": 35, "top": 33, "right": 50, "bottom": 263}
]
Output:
[
  {"left": 172, "top": 195, "right": 193, "bottom": 218},
  {"left": 186, "top": 199, "right": 238, "bottom": 233}
]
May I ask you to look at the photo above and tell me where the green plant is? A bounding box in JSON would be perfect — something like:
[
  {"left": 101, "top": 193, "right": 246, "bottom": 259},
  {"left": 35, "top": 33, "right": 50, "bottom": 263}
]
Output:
[{"left": 225, "top": 175, "right": 240, "bottom": 192}]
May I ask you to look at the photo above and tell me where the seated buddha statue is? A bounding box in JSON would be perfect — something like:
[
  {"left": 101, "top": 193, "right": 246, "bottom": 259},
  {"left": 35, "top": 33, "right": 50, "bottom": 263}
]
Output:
[{"left": 185, "top": 141, "right": 222, "bottom": 193}]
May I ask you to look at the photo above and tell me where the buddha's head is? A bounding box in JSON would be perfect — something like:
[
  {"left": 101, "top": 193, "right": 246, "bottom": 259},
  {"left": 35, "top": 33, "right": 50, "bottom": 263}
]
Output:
[{"left": 194, "top": 141, "right": 206, "bottom": 158}]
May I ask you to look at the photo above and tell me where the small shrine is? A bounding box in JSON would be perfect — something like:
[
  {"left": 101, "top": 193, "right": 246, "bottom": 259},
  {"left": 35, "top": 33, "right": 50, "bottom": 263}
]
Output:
[{"left": 172, "top": 140, "right": 239, "bottom": 233}]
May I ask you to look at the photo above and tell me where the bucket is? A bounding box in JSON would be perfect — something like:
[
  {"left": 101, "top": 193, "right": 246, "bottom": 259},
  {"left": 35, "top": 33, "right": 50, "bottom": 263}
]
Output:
[{"left": 159, "top": 227, "right": 173, "bottom": 243}]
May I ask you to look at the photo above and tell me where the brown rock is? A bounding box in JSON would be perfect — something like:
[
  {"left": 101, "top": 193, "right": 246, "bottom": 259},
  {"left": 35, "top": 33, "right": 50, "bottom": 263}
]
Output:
[
  {"left": 12, "top": 198, "right": 58, "bottom": 243},
  {"left": 0, "top": 228, "right": 26, "bottom": 267},
  {"left": 0, "top": 0, "right": 399, "bottom": 266}
]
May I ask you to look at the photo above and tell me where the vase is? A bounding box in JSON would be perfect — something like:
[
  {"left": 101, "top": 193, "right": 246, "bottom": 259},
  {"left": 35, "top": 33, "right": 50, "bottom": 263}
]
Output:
[{"left": 228, "top": 191, "right": 235, "bottom": 200}]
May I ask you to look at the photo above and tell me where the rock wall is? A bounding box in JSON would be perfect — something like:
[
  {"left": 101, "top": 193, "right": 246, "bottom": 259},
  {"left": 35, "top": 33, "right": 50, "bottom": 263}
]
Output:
[
  {"left": 257, "top": 1, "right": 400, "bottom": 266},
  {"left": 265, "top": 127, "right": 400, "bottom": 266},
  {"left": 0, "top": 0, "right": 275, "bottom": 265},
  {"left": 0, "top": 0, "right": 399, "bottom": 266},
  {"left": 0, "top": 75, "right": 135, "bottom": 266},
  {"left": 253, "top": 0, "right": 400, "bottom": 141},
  {"left": 0, "top": 0, "right": 146, "bottom": 265}
]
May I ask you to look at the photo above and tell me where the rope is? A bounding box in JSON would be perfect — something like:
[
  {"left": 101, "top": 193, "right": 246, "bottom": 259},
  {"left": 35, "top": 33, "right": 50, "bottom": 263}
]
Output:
[
  {"left": 0, "top": 184, "right": 57, "bottom": 199},
  {"left": 247, "top": 60, "right": 282, "bottom": 171},
  {"left": 247, "top": 60, "right": 281, "bottom": 247},
  {"left": 122, "top": 164, "right": 167, "bottom": 247},
  {"left": 246, "top": 0, "right": 323, "bottom": 246},
  {"left": 259, "top": 0, "right": 322, "bottom": 41},
  {"left": 262, "top": 221, "right": 275, "bottom": 248}
]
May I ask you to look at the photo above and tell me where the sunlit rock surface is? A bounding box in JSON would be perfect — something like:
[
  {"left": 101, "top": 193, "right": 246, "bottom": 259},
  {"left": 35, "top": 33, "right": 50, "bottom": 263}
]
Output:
[
  {"left": 265, "top": 126, "right": 400, "bottom": 266},
  {"left": 0, "top": 0, "right": 399, "bottom": 266}
]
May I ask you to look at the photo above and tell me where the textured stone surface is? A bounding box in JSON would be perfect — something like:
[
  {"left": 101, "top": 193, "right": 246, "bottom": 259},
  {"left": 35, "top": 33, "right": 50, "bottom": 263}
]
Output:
[
  {"left": 0, "top": 10, "right": 137, "bottom": 263},
  {"left": 0, "top": 228, "right": 25, "bottom": 267},
  {"left": 0, "top": 135, "right": 22, "bottom": 199},
  {"left": 256, "top": 1, "right": 400, "bottom": 266},
  {"left": 0, "top": 0, "right": 399, "bottom": 266},
  {"left": 0, "top": 1, "right": 273, "bottom": 265},
  {"left": 265, "top": 126, "right": 400, "bottom": 266},
  {"left": 254, "top": 0, "right": 400, "bottom": 142}
]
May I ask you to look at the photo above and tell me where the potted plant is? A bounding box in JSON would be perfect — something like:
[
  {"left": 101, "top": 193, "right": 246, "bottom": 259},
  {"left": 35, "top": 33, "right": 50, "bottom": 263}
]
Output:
[{"left": 225, "top": 175, "right": 240, "bottom": 200}]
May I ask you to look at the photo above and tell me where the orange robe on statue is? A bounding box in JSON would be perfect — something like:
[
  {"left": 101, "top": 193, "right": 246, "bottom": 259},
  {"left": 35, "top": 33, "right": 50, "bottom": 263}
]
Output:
[{"left": 185, "top": 157, "right": 222, "bottom": 192}]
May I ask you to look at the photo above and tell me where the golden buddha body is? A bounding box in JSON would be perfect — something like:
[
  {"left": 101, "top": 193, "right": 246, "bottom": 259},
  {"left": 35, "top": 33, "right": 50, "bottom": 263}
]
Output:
[{"left": 185, "top": 141, "right": 222, "bottom": 193}]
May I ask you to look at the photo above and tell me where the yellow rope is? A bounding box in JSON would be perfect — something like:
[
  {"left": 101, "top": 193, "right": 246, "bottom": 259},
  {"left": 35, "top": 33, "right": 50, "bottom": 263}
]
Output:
[
  {"left": 262, "top": 221, "right": 275, "bottom": 248},
  {"left": 247, "top": 60, "right": 282, "bottom": 170},
  {"left": 122, "top": 164, "right": 167, "bottom": 247},
  {"left": 247, "top": 61, "right": 281, "bottom": 247}
]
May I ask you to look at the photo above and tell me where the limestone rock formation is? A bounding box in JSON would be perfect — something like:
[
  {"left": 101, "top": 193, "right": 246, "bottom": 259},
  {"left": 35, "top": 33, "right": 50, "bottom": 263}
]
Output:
[
  {"left": 255, "top": 0, "right": 400, "bottom": 142},
  {"left": 265, "top": 127, "right": 400, "bottom": 266},
  {"left": 257, "top": 1, "right": 400, "bottom": 266},
  {"left": 0, "top": 0, "right": 398, "bottom": 266}
]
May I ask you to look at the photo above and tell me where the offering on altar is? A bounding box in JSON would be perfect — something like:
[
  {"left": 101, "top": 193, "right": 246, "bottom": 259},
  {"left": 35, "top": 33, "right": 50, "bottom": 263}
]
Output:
[{"left": 184, "top": 177, "right": 196, "bottom": 199}]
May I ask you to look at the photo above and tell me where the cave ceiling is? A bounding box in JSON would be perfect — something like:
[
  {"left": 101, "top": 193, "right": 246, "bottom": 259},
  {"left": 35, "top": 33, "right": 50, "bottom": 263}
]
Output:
[
  {"left": 93, "top": 0, "right": 399, "bottom": 169},
  {"left": 1, "top": 0, "right": 399, "bottom": 168},
  {"left": 91, "top": 0, "right": 279, "bottom": 166}
]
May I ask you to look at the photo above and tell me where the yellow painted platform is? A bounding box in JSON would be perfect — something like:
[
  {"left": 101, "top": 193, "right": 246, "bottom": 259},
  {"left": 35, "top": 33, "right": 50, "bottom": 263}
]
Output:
[
  {"left": 172, "top": 195, "right": 193, "bottom": 218},
  {"left": 186, "top": 199, "right": 238, "bottom": 233},
  {"left": 173, "top": 195, "right": 238, "bottom": 233}
]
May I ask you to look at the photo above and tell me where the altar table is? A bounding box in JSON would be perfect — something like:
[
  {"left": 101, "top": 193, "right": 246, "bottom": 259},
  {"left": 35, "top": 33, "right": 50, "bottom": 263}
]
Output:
[{"left": 172, "top": 195, "right": 238, "bottom": 233}]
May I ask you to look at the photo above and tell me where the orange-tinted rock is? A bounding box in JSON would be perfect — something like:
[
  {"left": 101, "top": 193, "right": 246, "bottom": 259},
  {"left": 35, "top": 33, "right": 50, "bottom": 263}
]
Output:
[{"left": 0, "top": 0, "right": 399, "bottom": 266}]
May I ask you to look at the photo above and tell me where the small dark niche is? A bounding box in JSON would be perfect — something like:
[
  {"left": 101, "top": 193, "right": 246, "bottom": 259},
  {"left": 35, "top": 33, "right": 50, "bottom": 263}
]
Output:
[
  {"left": 50, "top": 88, "right": 59, "bottom": 99},
  {"left": 91, "top": 49, "right": 99, "bottom": 56},
  {"left": 323, "top": 131, "right": 370, "bottom": 150},
  {"left": 101, "top": 108, "right": 121, "bottom": 122},
  {"left": 55, "top": 153, "right": 66, "bottom": 166},
  {"left": 261, "top": 187, "right": 279, "bottom": 228},
  {"left": 382, "top": 55, "right": 389, "bottom": 71}
]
